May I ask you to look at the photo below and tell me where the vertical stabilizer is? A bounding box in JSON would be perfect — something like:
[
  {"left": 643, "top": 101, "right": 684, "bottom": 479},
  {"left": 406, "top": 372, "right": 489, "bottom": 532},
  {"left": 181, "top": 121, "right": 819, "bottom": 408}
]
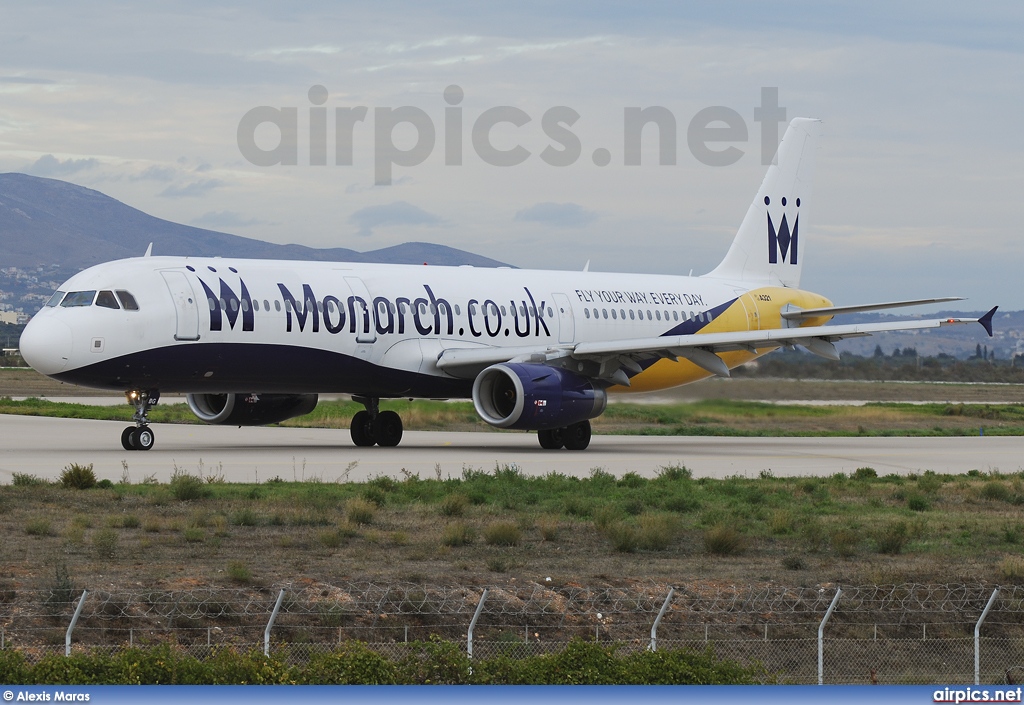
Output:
[{"left": 707, "top": 117, "right": 821, "bottom": 288}]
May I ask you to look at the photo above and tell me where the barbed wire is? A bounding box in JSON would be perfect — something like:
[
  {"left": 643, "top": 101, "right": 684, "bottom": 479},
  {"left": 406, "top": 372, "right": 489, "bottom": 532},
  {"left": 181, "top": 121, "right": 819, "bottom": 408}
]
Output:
[{"left": 5, "top": 582, "right": 1024, "bottom": 624}]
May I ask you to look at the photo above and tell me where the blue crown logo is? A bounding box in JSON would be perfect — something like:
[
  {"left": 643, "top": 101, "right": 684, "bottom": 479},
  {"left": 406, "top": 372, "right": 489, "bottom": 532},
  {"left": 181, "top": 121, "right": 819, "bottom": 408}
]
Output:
[{"left": 765, "top": 196, "right": 799, "bottom": 265}]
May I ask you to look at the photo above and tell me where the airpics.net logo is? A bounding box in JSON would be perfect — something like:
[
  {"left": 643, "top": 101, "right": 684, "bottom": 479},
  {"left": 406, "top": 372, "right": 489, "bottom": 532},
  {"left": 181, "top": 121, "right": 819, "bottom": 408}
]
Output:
[{"left": 237, "top": 86, "right": 790, "bottom": 185}]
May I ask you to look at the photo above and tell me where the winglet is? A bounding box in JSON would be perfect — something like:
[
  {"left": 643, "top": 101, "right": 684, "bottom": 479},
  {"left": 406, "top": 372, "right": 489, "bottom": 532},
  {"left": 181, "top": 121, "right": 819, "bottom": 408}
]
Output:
[
  {"left": 979, "top": 306, "right": 997, "bottom": 337},
  {"left": 144, "top": 243, "right": 153, "bottom": 257}
]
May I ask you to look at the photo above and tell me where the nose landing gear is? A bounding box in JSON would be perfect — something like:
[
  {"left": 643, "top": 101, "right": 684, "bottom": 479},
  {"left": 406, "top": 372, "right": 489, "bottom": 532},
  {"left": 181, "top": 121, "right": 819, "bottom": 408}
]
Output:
[{"left": 122, "top": 390, "right": 159, "bottom": 451}]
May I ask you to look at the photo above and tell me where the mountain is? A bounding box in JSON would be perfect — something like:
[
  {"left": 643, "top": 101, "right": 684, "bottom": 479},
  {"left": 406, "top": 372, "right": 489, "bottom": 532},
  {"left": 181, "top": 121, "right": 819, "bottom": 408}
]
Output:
[{"left": 0, "top": 172, "right": 509, "bottom": 270}]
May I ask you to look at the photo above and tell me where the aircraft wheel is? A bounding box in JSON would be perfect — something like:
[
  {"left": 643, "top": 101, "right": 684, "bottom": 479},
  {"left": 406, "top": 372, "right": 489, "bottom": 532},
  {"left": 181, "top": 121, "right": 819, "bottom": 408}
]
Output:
[
  {"left": 538, "top": 428, "right": 564, "bottom": 450},
  {"left": 373, "top": 410, "right": 403, "bottom": 447},
  {"left": 562, "top": 420, "right": 592, "bottom": 451},
  {"left": 132, "top": 426, "right": 155, "bottom": 451},
  {"left": 121, "top": 426, "right": 136, "bottom": 451},
  {"left": 350, "top": 410, "right": 376, "bottom": 447}
]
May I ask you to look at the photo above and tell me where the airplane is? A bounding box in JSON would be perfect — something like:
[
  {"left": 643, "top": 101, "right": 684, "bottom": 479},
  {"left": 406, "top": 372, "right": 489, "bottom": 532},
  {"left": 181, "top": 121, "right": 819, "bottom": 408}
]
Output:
[{"left": 18, "top": 118, "right": 996, "bottom": 452}]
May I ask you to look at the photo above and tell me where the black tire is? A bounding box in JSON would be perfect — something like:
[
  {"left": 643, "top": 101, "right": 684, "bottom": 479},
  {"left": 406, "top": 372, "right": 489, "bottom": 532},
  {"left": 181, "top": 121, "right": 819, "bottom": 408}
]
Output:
[
  {"left": 350, "top": 410, "right": 375, "bottom": 447},
  {"left": 121, "top": 426, "right": 136, "bottom": 451},
  {"left": 538, "top": 428, "right": 564, "bottom": 450},
  {"left": 132, "top": 426, "right": 155, "bottom": 451},
  {"left": 373, "top": 410, "right": 404, "bottom": 447},
  {"left": 562, "top": 420, "right": 592, "bottom": 450}
]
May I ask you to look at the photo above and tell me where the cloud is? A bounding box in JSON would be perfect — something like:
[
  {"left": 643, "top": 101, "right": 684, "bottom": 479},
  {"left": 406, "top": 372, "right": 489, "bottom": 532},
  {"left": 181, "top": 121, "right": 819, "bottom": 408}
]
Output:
[
  {"left": 191, "top": 210, "right": 268, "bottom": 228},
  {"left": 159, "top": 179, "right": 224, "bottom": 198},
  {"left": 514, "top": 202, "right": 598, "bottom": 228},
  {"left": 0, "top": 76, "right": 54, "bottom": 84},
  {"left": 130, "top": 165, "right": 177, "bottom": 182},
  {"left": 25, "top": 154, "right": 99, "bottom": 177},
  {"left": 349, "top": 201, "right": 443, "bottom": 236}
]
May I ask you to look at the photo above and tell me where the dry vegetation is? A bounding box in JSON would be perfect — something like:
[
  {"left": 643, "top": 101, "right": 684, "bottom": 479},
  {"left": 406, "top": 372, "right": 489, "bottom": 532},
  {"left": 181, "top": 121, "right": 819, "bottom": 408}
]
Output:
[{"left": 3, "top": 464, "right": 1024, "bottom": 597}]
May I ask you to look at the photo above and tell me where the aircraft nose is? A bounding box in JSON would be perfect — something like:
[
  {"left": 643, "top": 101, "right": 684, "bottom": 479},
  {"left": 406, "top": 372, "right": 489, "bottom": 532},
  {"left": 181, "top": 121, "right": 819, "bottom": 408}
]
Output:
[{"left": 19, "top": 316, "right": 73, "bottom": 375}]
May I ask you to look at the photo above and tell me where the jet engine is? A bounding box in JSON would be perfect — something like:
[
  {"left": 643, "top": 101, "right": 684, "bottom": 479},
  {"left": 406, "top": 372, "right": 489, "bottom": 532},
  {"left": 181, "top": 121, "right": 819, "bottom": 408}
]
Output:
[
  {"left": 472, "top": 363, "right": 607, "bottom": 430},
  {"left": 186, "top": 393, "right": 318, "bottom": 426}
]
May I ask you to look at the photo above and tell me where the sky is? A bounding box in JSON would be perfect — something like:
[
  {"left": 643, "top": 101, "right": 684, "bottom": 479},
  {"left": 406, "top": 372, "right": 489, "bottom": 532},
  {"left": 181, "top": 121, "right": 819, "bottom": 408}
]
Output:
[{"left": 0, "top": 1, "right": 1022, "bottom": 310}]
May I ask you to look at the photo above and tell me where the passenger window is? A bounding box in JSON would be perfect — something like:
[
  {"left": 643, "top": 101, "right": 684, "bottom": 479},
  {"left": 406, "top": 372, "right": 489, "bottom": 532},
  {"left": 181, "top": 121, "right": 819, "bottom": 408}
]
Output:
[
  {"left": 264, "top": 299, "right": 270, "bottom": 312},
  {"left": 548, "top": 307, "right": 553, "bottom": 318},
  {"left": 275, "top": 300, "right": 282, "bottom": 312},
  {"left": 629, "top": 310, "right": 635, "bottom": 320},
  {"left": 46, "top": 291, "right": 66, "bottom": 307},
  {"left": 242, "top": 299, "right": 250, "bottom": 312},
  {"left": 673, "top": 311, "right": 679, "bottom": 321},
  {"left": 61, "top": 291, "right": 96, "bottom": 307},
  {"left": 602, "top": 309, "right": 608, "bottom": 319},
  {"left": 656, "top": 311, "right": 661, "bottom": 320},
  {"left": 95, "top": 291, "right": 120, "bottom": 309},
  {"left": 647, "top": 310, "right": 652, "bottom": 320},
  {"left": 584, "top": 309, "right": 590, "bottom": 319}
]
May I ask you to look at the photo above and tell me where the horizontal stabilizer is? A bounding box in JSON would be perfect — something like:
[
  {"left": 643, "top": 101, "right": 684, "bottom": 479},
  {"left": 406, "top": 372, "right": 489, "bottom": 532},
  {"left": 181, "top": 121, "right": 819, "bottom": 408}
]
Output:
[
  {"left": 781, "top": 297, "right": 964, "bottom": 320},
  {"left": 979, "top": 306, "right": 997, "bottom": 337}
]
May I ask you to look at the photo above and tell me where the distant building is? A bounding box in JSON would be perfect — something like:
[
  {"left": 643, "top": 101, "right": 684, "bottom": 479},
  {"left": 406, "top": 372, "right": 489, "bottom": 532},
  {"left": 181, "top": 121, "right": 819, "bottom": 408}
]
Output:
[{"left": 0, "top": 311, "right": 19, "bottom": 325}]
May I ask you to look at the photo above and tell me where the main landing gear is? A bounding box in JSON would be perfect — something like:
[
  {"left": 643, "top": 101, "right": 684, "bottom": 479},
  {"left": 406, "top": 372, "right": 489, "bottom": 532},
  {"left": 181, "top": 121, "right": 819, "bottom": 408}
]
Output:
[
  {"left": 121, "top": 390, "right": 159, "bottom": 451},
  {"left": 537, "top": 420, "right": 592, "bottom": 451},
  {"left": 350, "top": 395, "right": 404, "bottom": 448}
]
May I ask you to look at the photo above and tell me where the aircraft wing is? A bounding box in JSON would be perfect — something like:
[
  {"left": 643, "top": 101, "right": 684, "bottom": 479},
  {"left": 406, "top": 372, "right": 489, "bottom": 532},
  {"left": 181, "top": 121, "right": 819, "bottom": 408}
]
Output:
[{"left": 436, "top": 307, "right": 997, "bottom": 382}]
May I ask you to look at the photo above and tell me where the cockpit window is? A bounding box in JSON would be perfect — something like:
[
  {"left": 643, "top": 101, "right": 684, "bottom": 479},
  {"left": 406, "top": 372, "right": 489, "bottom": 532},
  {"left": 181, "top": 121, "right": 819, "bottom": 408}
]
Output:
[
  {"left": 45, "top": 291, "right": 66, "bottom": 307},
  {"left": 60, "top": 291, "right": 96, "bottom": 307},
  {"left": 95, "top": 290, "right": 120, "bottom": 309},
  {"left": 115, "top": 290, "right": 139, "bottom": 311}
]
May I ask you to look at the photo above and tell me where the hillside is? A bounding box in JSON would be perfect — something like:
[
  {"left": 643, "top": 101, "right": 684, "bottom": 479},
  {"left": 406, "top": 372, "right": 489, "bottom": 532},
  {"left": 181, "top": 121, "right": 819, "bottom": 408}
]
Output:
[{"left": 0, "top": 173, "right": 508, "bottom": 315}]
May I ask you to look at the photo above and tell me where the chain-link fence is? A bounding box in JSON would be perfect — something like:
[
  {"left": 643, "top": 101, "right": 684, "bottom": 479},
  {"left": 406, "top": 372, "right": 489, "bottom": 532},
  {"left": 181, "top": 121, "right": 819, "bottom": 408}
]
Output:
[{"left": 3, "top": 581, "right": 1024, "bottom": 684}]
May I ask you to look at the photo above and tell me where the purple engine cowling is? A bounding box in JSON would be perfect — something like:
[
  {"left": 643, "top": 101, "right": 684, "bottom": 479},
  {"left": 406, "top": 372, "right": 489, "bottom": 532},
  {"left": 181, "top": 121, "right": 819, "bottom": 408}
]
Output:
[
  {"left": 472, "top": 363, "right": 607, "bottom": 430},
  {"left": 187, "top": 393, "right": 318, "bottom": 426}
]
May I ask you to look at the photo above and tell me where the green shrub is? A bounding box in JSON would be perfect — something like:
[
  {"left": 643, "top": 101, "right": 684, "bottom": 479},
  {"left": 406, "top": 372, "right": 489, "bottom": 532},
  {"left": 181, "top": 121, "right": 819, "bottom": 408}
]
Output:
[
  {"left": 853, "top": 467, "right": 877, "bottom": 481},
  {"left": 656, "top": 465, "right": 692, "bottom": 482},
  {"left": 441, "top": 522, "right": 475, "bottom": 547},
  {"left": 301, "top": 642, "right": 398, "bottom": 684},
  {"left": 981, "top": 482, "right": 1011, "bottom": 502},
  {"left": 483, "top": 521, "right": 521, "bottom": 546},
  {"left": 25, "top": 517, "right": 52, "bottom": 536},
  {"left": 703, "top": 523, "right": 744, "bottom": 556},
  {"left": 231, "top": 508, "right": 262, "bottom": 526},
  {"left": 875, "top": 520, "right": 909, "bottom": 555},
  {"left": 637, "top": 513, "right": 679, "bottom": 551},
  {"left": 60, "top": 463, "right": 97, "bottom": 490},
  {"left": 604, "top": 522, "right": 638, "bottom": 553},
  {"left": 906, "top": 494, "right": 930, "bottom": 512},
  {"left": 830, "top": 527, "right": 862, "bottom": 557},
  {"left": 618, "top": 472, "right": 646, "bottom": 488},
  {"left": 536, "top": 515, "right": 559, "bottom": 542},
  {"left": 11, "top": 472, "right": 47, "bottom": 487},
  {"left": 439, "top": 493, "right": 469, "bottom": 517},
  {"left": 562, "top": 496, "right": 592, "bottom": 518},
  {"left": 226, "top": 561, "right": 252, "bottom": 583},
  {"left": 93, "top": 528, "right": 119, "bottom": 559},
  {"left": 592, "top": 505, "right": 621, "bottom": 532},
  {"left": 169, "top": 471, "right": 209, "bottom": 502},
  {"left": 346, "top": 497, "right": 376, "bottom": 525},
  {"left": 183, "top": 527, "right": 205, "bottom": 543}
]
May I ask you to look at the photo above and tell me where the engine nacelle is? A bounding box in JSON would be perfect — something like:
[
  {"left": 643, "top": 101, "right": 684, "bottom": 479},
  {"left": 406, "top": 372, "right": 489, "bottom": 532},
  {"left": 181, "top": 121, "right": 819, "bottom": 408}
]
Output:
[
  {"left": 472, "top": 363, "right": 607, "bottom": 431},
  {"left": 186, "top": 393, "right": 318, "bottom": 426}
]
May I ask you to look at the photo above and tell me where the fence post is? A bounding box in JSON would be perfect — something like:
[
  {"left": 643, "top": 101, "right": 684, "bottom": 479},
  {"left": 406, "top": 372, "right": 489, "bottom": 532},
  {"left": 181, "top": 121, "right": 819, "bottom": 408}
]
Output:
[
  {"left": 264, "top": 589, "right": 285, "bottom": 657},
  {"left": 66, "top": 590, "right": 88, "bottom": 657},
  {"left": 975, "top": 588, "right": 999, "bottom": 685},
  {"left": 818, "top": 587, "right": 842, "bottom": 685},
  {"left": 649, "top": 588, "right": 674, "bottom": 652},
  {"left": 467, "top": 588, "right": 488, "bottom": 660}
]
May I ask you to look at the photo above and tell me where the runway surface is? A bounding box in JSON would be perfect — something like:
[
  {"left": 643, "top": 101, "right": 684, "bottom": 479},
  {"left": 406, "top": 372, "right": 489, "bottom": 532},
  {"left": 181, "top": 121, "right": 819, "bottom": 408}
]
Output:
[{"left": 1, "top": 414, "right": 1020, "bottom": 483}]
